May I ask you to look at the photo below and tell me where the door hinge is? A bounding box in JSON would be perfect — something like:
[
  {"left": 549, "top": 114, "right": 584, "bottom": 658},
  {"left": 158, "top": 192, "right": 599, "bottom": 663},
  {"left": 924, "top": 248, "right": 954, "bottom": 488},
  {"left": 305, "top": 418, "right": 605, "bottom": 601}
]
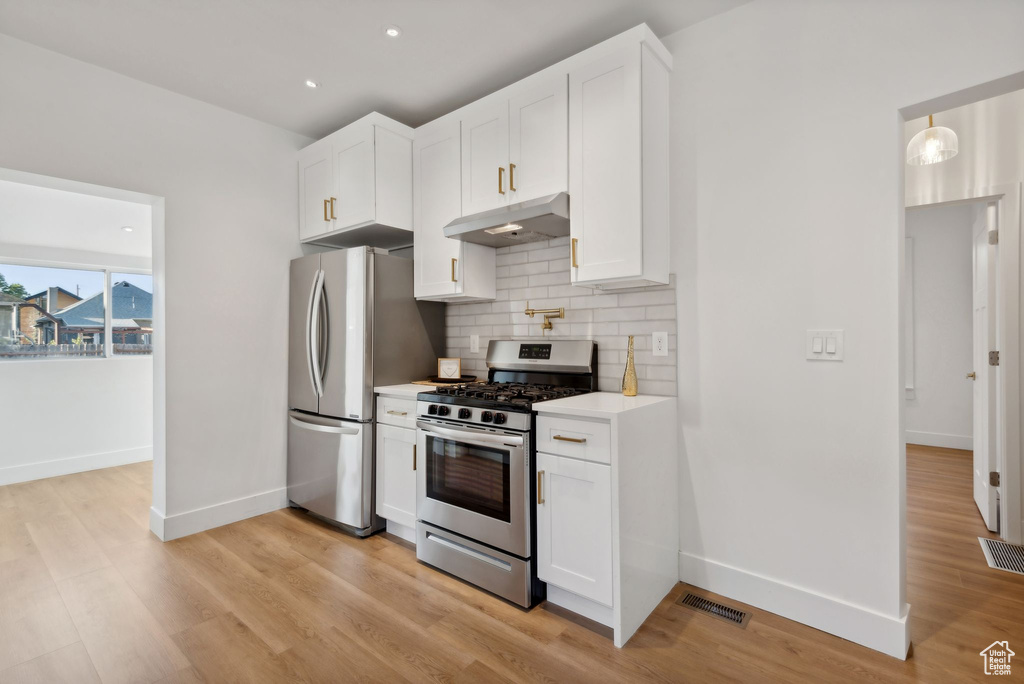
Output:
[
  {"left": 990, "top": 471, "right": 1000, "bottom": 487},
  {"left": 989, "top": 230, "right": 999, "bottom": 245},
  {"left": 989, "top": 351, "right": 1000, "bottom": 366}
]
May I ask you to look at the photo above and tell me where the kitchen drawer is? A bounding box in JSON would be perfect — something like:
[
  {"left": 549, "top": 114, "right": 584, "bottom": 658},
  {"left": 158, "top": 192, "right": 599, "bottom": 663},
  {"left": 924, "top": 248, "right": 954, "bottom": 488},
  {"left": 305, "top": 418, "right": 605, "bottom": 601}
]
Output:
[
  {"left": 376, "top": 395, "right": 417, "bottom": 429},
  {"left": 536, "top": 415, "right": 611, "bottom": 464}
]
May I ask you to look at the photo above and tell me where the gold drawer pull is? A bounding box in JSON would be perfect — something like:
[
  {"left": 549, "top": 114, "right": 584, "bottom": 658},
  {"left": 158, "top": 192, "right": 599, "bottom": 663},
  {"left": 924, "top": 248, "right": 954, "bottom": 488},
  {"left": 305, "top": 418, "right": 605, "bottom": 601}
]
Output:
[
  {"left": 413, "top": 444, "right": 417, "bottom": 471},
  {"left": 386, "top": 410, "right": 407, "bottom": 417},
  {"left": 537, "top": 470, "right": 544, "bottom": 505},
  {"left": 451, "top": 257, "right": 458, "bottom": 282},
  {"left": 571, "top": 238, "right": 579, "bottom": 268},
  {"left": 323, "top": 199, "right": 330, "bottom": 222},
  {"left": 553, "top": 435, "right": 586, "bottom": 444},
  {"left": 329, "top": 197, "right": 337, "bottom": 219},
  {"left": 498, "top": 166, "right": 505, "bottom": 195},
  {"left": 509, "top": 163, "right": 517, "bottom": 192}
]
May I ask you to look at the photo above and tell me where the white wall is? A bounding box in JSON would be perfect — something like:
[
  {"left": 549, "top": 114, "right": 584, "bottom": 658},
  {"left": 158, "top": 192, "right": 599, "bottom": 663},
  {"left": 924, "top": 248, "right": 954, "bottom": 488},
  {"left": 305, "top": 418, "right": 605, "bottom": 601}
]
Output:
[
  {"left": 665, "top": 0, "right": 1024, "bottom": 659},
  {"left": 0, "top": 358, "right": 153, "bottom": 485},
  {"left": 445, "top": 237, "right": 678, "bottom": 397},
  {"left": 905, "top": 203, "right": 975, "bottom": 449},
  {"left": 0, "top": 34, "right": 311, "bottom": 537}
]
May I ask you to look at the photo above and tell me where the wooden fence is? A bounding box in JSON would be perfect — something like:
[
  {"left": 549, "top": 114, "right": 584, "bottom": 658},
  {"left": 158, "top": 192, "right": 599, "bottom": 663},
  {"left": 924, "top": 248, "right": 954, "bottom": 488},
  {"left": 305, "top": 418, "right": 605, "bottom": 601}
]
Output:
[{"left": 0, "top": 344, "right": 153, "bottom": 358}]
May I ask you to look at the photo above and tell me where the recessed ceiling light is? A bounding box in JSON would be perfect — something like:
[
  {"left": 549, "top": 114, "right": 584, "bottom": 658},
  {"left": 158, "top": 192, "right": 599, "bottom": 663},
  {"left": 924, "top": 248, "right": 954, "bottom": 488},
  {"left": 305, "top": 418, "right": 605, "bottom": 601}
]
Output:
[
  {"left": 121, "top": 226, "right": 134, "bottom": 233},
  {"left": 305, "top": 80, "right": 320, "bottom": 89},
  {"left": 383, "top": 25, "right": 402, "bottom": 38}
]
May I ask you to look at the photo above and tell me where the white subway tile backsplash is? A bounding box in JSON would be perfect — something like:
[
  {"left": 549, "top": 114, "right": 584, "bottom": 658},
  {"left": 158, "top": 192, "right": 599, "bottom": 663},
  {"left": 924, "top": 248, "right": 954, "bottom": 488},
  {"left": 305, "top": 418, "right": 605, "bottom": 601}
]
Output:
[{"left": 444, "top": 237, "right": 677, "bottom": 396}]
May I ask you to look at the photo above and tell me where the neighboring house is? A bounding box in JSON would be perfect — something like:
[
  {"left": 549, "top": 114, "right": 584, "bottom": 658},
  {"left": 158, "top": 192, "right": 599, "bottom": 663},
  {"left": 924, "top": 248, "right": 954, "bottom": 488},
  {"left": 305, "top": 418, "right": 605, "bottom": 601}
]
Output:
[
  {"left": 35, "top": 281, "right": 153, "bottom": 345},
  {"left": 19, "top": 287, "right": 81, "bottom": 344},
  {"left": 0, "top": 291, "right": 23, "bottom": 343}
]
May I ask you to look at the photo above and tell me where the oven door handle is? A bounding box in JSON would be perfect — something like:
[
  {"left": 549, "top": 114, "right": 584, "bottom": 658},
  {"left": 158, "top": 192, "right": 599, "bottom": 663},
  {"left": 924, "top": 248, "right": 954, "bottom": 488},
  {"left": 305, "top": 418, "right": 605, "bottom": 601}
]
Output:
[{"left": 416, "top": 421, "right": 524, "bottom": 448}]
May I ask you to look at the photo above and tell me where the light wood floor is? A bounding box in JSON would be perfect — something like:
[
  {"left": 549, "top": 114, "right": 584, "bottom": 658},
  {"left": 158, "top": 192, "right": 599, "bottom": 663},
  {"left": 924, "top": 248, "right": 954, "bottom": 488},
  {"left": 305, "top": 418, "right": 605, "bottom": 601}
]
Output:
[{"left": 0, "top": 445, "right": 1020, "bottom": 682}]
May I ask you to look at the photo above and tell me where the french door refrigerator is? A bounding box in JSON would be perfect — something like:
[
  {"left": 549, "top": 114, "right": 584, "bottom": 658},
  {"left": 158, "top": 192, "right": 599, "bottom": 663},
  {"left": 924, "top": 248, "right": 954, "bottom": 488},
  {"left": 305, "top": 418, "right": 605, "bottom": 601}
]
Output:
[{"left": 288, "top": 246, "right": 444, "bottom": 536}]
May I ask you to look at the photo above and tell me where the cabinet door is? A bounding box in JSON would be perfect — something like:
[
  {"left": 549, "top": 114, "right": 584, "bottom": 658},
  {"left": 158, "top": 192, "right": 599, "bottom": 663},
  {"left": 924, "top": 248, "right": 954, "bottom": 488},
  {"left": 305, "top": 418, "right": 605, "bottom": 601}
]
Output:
[
  {"left": 333, "top": 125, "right": 376, "bottom": 229},
  {"left": 536, "top": 452, "right": 613, "bottom": 606},
  {"left": 414, "top": 120, "right": 463, "bottom": 298},
  {"left": 298, "top": 140, "right": 333, "bottom": 241},
  {"left": 375, "top": 424, "right": 417, "bottom": 529},
  {"left": 569, "top": 45, "right": 643, "bottom": 284},
  {"left": 461, "top": 100, "right": 510, "bottom": 216},
  {"left": 509, "top": 75, "right": 567, "bottom": 203}
]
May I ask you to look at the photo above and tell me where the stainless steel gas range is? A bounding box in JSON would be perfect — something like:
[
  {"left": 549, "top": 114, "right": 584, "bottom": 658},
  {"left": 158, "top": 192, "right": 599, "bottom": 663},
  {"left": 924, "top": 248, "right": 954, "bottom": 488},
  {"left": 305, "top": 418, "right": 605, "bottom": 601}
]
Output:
[{"left": 414, "top": 339, "right": 598, "bottom": 607}]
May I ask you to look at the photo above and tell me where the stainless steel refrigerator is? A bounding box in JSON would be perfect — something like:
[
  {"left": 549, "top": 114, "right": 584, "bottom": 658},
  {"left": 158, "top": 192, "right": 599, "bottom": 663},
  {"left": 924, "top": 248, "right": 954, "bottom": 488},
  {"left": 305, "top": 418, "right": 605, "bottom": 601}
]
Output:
[{"left": 287, "top": 246, "right": 444, "bottom": 536}]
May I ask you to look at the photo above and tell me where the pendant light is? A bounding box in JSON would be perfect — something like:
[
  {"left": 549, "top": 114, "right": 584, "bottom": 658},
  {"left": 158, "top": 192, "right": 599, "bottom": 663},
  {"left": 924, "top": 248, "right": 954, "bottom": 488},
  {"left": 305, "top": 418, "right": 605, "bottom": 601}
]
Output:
[{"left": 906, "top": 115, "right": 958, "bottom": 166}]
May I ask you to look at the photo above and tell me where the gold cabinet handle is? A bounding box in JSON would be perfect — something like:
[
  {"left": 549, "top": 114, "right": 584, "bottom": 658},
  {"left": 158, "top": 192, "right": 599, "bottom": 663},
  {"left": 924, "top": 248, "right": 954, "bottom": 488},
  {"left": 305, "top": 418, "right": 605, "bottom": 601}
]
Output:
[
  {"left": 509, "top": 163, "right": 517, "bottom": 192},
  {"left": 386, "top": 410, "right": 407, "bottom": 417},
  {"left": 553, "top": 435, "right": 586, "bottom": 444},
  {"left": 329, "top": 197, "right": 337, "bottom": 220},
  {"left": 451, "top": 257, "right": 458, "bottom": 282},
  {"left": 571, "top": 238, "right": 579, "bottom": 268},
  {"left": 967, "top": 372, "right": 976, "bottom": 380},
  {"left": 498, "top": 166, "right": 505, "bottom": 195},
  {"left": 323, "top": 199, "right": 330, "bottom": 222},
  {"left": 413, "top": 444, "right": 417, "bottom": 471},
  {"left": 537, "top": 470, "right": 544, "bottom": 505}
]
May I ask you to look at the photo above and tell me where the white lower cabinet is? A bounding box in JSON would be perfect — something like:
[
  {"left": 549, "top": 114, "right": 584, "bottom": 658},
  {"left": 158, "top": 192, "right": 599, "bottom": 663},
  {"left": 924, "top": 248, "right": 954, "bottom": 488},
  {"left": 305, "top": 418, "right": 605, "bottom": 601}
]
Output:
[
  {"left": 375, "top": 423, "right": 417, "bottom": 530},
  {"left": 536, "top": 451, "right": 613, "bottom": 606}
]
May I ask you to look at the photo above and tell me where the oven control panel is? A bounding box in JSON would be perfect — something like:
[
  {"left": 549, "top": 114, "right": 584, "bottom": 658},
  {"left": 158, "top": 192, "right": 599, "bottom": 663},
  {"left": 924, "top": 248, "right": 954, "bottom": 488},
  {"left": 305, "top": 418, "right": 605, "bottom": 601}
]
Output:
[{"left": 417, "top": 401, "right": 530, "bottom": 432}]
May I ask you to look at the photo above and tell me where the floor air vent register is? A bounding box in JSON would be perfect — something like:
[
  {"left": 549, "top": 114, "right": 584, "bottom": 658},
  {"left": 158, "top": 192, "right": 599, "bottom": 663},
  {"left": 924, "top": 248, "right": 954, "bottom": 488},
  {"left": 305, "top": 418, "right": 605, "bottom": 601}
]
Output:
[
  {"left": 980, "top": 537, "right": 1024, "bottom": 575},
  {"left": 676, "top": 592, "right": 751, "bottom": 628}
]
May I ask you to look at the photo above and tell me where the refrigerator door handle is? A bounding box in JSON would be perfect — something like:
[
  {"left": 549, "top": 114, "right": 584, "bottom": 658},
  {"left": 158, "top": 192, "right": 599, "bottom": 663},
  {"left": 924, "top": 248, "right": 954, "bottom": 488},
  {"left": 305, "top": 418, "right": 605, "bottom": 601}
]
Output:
[
  {"left": 317, "top": 272, "right": 329, "bottom": 389},
  {"left": 289, "top": 416, "right": 360, "bottom": 435},
  {"left": 309, "top": 269, "right": 326, "bottom": 397}
]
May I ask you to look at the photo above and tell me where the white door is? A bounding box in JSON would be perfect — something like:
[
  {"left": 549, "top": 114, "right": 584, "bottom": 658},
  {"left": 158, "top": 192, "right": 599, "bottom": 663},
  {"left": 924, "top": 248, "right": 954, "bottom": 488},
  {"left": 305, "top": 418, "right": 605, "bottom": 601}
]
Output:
[
  {"left": 569, "top": 45, "right": 643, "bottom": 285},
  {"left": 461, "top": 100, "right": 510, "bottom": 216},
  {"left": 509, "top": 75, "right": 568, "bottom": 203},
  {"left": 536, "top": 451, "right": 613, "bottom": 606},
  {"left": 375, "top": 424, "right": 417, "bottom": 529},
  {"left": 333, "top": 125, "right": 376, "bottom": 229},
  {"left": 414, "top": 120, "right": 463, "bottom": 298},
  {"left": 973, "top": 204, "right": 999, "bottom": 532},
  {"left": 298, "top": 140, "right": 333, "bottom": 241}
]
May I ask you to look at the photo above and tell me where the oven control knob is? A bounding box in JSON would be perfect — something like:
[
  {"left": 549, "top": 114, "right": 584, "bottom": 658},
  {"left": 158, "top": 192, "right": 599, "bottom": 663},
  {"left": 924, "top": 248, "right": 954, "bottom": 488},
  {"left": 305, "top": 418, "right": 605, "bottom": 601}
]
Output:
[
  {"left": 492, "top": 412, "right": 507, "bottom": 425},
  {"left": 458, "top": 408, "right": 472, "bottom": 420},
  {"left": 427, "top": 404, "right": 438, "bottom": 415},
  {"left": 480, "top": 411, "right": 493, "bottom": 423},
  {"left": 437, "top": 405, "right": 450, "bottom": 417}
]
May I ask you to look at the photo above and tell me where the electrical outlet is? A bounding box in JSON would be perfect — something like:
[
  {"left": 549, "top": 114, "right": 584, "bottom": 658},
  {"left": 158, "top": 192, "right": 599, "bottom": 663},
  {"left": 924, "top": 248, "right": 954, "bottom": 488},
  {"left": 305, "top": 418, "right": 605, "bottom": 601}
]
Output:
[
  {"left": 653, "top": 332, "right": 668, "bottom": 357},
  {"left": 470, "top": 334, "right": 480, "bottom": 353}
]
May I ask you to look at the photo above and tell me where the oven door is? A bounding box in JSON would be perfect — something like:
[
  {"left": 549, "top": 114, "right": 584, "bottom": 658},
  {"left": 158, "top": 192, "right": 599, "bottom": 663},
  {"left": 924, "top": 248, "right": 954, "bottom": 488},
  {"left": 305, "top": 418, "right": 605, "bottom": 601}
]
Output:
[{"left": 416, "top": 420, "right": 528, "bottom": 558}]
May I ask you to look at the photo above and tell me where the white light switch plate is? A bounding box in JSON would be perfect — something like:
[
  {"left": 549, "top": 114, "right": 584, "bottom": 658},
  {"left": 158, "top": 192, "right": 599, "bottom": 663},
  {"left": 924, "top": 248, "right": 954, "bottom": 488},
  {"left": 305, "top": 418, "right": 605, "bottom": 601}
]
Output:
[
  {"left": 470, "top": 335, "right": 480, "bottom": 353},
  {"left": 806, "top": 330, "right": 844, "bottom": 361},
  {"left": 653, "top": 332, "right": 668, "bottom": 357}
]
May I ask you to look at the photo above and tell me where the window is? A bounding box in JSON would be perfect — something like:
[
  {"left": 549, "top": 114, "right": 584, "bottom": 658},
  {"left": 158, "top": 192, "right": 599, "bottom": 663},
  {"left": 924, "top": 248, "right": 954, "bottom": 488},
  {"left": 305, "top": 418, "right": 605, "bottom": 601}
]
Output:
[
  {"left": 110, "top": 273, "right": 153, "bottom": 355},
  {"left": 0, "top": 262, "right": 152, "bottom": 359}
]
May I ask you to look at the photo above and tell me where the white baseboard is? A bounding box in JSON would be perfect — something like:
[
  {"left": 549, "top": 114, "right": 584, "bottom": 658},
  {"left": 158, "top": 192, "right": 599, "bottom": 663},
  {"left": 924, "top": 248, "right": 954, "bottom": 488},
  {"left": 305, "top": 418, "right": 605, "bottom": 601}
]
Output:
[
  {"left": 150, "top": 487, "right": 288, "bottom": 541},
  {"left": 679, "top": 552, "right": 910, "bottom": 659},
  {"left": 0, "top": 446, "right": 152, "bottom": 486},
  {"left": 546, "top": 585, "right": 614, "bottom": 628},
  {"left": 905, "top": 430, "right": 972, "bottom": 451},
  {"left": 386, "top": 520, "right": 417, "bottom": 544}
]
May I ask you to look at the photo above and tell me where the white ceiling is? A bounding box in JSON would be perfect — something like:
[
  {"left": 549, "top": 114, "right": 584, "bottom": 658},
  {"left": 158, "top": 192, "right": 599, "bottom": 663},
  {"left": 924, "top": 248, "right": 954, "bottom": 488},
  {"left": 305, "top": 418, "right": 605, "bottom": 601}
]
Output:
[
  {"left": 0, "top": 180, "right": 152, "bottom": 258},
  {"left": 0, "top": 0, "right": 746, "bottom": 139}
]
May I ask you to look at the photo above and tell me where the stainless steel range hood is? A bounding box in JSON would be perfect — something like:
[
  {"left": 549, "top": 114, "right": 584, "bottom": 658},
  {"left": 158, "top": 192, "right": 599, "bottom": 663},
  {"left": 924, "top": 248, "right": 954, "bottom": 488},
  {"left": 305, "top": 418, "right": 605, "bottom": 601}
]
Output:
[{"left": 443, "top": 192, "right": 569, "bottom": 247}]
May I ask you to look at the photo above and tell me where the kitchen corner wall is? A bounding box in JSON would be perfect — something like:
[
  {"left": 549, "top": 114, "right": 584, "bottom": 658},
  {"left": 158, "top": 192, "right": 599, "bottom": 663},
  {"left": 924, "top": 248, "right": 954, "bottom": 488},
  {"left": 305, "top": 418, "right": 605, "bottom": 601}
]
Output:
[{"left": 444, "top": 236, "right": 678, "bottom": 396}]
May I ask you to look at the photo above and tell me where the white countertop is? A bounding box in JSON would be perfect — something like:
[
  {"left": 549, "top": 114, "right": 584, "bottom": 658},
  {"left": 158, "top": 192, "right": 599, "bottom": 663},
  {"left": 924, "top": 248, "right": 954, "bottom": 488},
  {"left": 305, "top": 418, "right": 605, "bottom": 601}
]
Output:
[
  {"left": 535, "top": 391, "right": 675, "bottom": 420},
  {"left": 373, "top": 383, "right": 427, "bottom": 399}
]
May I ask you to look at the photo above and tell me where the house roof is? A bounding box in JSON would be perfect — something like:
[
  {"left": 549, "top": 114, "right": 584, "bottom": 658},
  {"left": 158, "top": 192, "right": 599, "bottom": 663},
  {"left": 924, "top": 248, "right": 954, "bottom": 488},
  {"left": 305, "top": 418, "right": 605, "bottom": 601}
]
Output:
[
  {"left": 37, "top": 281, "right": 153, "bottom": 329},
  {"left": 25, "top": 287, "right": 81, "bottom": 303},
  {"left": 0, "top": 292, "right": 24, "bottom": 305}
]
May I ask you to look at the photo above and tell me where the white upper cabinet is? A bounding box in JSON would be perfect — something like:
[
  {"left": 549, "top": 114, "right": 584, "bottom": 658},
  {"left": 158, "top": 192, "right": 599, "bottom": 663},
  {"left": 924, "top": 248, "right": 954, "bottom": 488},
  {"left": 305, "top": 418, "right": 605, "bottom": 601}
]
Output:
[
  {"left": 414, "top": 119, "right": 496, "bottom": 301},
  {"left": 509, "top": 76, "right": 568, "bottom": 203},
  {"left": 297, "top": 113, "right": 414, "bottom": 249},
  {"left": 461, "top": 75, "right": 567, "bottom": 216},
  {"left": 298, "top": 141, "right": 333, "bottom": 242},
  {"left": 569, "top": 43, "right": 670, "bottom": 290},
  {"left": 461, "top": 101, "right": 510, "bottom": 215}
]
